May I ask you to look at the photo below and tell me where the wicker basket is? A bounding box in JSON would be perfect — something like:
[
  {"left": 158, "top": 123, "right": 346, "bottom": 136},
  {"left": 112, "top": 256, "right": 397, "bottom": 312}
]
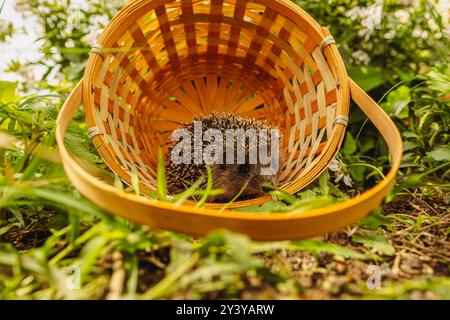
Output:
[{"left": 56, "top": 0, "right": 402, "bottom": 240}]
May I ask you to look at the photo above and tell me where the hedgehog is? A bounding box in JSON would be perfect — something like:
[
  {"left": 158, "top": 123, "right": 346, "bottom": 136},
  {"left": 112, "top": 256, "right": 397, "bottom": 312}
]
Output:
[{"left": 165, "top": 112, "right": 283, "bottom": 203}]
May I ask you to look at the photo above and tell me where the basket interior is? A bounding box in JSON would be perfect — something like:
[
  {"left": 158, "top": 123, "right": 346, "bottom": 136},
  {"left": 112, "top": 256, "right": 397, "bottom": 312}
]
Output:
[{"left": 83, "top": 0, "right": 346, "bottom": 205}]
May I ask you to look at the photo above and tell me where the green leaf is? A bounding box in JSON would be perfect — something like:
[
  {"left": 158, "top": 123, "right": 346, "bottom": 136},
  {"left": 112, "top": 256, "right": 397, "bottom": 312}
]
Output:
[
  {"left": 358, "top": 209, "right": 392, "bottom": 230},
  {"left": 62, "top": 62, "right": 85, "bottom": 81},
  {"left": 381, "top": 85, "right": 411, "bottom": 119},
  {"left": 268, "top": 189, "right": 298, "bottom": 204},
  {"left": 403, "top": 140, "right": 419, "bottom": 152},
  {"left": 234, "top": 200, "right": 286, "bottom": 213},
  {"left": 358, "top": 137, "right": 376, "bottom": 154},
  {"left": 349, "top": 165, "right": 365, "bottom": 182},
  {"left": 426, "top": 144, "right": 450, "bottom": 162},
  {"left": 426, "top": 65, "right": 450, "bottom": 95},
  {"left": 318, "top": 170, "right": 330, "bottom": 196},
  {"left": 298, "top": 189, "right": 317, "bottom": 200},
  {"left": 352, "top": 232, "right": 395, "bottom": 256},
  {"left": 342, "top": 131, "right": 357, "bottom": 156},
  {"left": 0, "top": 81, "right": 18, "bottom": 104},
  {"left": 348, "top": 65, "right": 384, "bottom": 91},
  {"left": 402, "top": 132, "right": 419, "bottom": 138},
  {"left": 64, "top": 130, "right": 101, "bottom": 163}
]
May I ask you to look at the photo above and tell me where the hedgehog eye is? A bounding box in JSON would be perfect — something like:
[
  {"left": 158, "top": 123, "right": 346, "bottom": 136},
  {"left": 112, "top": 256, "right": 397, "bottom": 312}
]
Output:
[{"left": 238, "top": 164, "right": 250, "bottom": 174}]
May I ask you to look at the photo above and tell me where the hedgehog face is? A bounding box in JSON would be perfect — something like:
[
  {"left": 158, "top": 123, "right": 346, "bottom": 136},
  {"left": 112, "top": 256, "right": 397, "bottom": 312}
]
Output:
[{"left": 165, "top": 112, "right": 282, "bottom": 203}]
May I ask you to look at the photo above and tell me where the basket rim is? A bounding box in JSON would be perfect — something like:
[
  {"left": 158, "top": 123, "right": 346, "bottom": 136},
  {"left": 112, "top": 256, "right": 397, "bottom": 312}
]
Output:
[{"left": 81, "top": 0, "right": 350, "bottom": 208}]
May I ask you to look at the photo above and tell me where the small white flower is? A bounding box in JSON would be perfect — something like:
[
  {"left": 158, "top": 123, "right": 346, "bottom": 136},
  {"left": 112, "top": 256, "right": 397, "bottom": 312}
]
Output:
[
  {"left": 328, "top": 159, "right": 340, "bottom": 172},
  {"left": 89, "top": 15, "right": 110, "bottom": 28},
  {"left": 412, "top": 27, "right": 428, "bottom": 38},
  {"left": 345, "top": 7, "right": 364, "bottom": 21},
  {"left": 83, "top": 30, "right": 103, "bottom": 47},
  {"left": 358, "top": 28, "right": 373, "bottom": 41},
  {"left": 69, "top": 0, "right": 92, "bottom": 12},
  {"left": 334, "top": 173, "right": 353, "bottom": 187},
  {"left": 420, "top": 30, "right": 429, "bottom": 39},
  {"left": 352, "top": 50, "right": 371, "bottom": 65},
  {"left": 54, "top": 0, "right": 68, "bottom": 7},
  {"left": 334, "top": 173, "right": 344, "bottom": 183},
  {"left": 330, "top": 157, "right": 353, "bottom": 187},
  {"left": 345, "top": 1, "right": 383, "bottom": 39},
  {"left": 433, "top": 32, "right": 443, "bottom": 40},
  {"left": 384, "top": 30, "right": 396, "bottom": 40},
  {"left": 82, "top": 14, "right": 109, "bottom": 47},
  {"left": 394, "top": 10, "right": 410, "bottom": 24},
  {"left": 67, "top": 9, "right": 84, "bottom": 30},
  {"left": 343, "top": 175, "right": 353, "bottom": 187}
]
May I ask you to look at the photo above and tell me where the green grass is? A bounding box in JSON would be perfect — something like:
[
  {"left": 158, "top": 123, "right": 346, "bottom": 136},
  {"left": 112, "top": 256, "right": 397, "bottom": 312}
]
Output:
[{"left": 0, "top": 0, "right": 449, "bottom": 300}]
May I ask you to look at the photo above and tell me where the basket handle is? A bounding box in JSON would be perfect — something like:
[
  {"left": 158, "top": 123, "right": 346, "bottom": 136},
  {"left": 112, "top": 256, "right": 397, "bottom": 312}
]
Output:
[{"left": 56, "top": 79, "right": 402, "bottom": 240}]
